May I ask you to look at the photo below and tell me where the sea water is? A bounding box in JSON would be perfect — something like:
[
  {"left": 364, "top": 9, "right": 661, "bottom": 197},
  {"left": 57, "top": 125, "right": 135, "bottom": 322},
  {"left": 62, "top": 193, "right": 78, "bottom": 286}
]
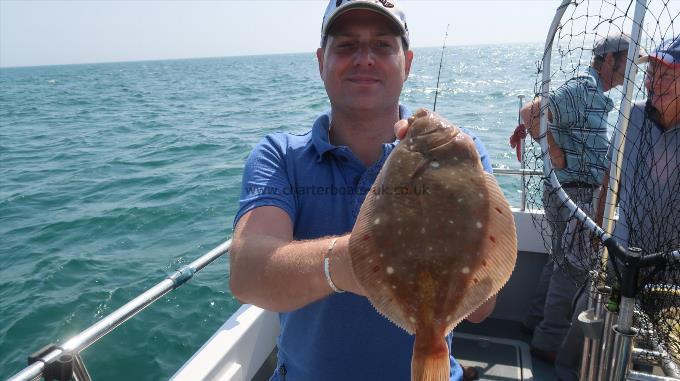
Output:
[{"left": 1, "top": 44, "right": 544, "bottom": 380}]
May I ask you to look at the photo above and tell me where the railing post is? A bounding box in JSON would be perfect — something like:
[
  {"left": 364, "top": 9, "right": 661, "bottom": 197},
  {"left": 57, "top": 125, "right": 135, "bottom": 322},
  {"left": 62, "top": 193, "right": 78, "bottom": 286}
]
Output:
[{"left": 518, "top": 94, "right": 526, "bottom": 211}]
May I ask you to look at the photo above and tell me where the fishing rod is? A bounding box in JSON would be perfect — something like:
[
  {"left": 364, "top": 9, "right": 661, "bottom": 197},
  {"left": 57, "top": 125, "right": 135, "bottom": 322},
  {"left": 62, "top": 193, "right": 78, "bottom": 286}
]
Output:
[{"left": 433, "top": 24, "right": 450, "bottom": 112}]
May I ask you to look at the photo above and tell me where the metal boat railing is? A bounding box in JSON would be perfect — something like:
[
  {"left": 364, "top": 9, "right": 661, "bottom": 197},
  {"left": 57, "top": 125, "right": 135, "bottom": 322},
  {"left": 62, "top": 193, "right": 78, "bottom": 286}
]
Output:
[
  {"left": 493, "top": 168, "right": 543, "bottom": 212},
  {"left": 9, "top": 168, "right": 674, "bottom": 381},
  {"left": 7, "top": 240, "right": 232, "bottom": 381}
]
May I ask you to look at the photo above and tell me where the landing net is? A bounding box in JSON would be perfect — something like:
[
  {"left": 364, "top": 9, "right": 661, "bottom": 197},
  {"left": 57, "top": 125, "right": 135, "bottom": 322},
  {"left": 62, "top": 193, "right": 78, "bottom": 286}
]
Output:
[{"left": 521, "top": 0, "right": 679, "bottom": 364}]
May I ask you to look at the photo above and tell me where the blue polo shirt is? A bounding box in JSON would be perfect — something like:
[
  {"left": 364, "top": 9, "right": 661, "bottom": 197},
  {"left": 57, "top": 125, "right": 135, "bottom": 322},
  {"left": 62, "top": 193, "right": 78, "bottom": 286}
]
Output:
[
  {"left": 547, "top": 67, "right": 613, "bottom": 185},
  {"left": 613, "top": 101, "right": 679, "bottom": 254},
  {"left": 234, "top": 106, "right": 492, "bottom": 381}
]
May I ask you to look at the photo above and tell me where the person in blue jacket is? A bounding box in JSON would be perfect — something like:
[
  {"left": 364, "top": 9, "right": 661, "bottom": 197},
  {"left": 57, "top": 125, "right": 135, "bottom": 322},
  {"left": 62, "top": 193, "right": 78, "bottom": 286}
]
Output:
[{"left": 229, "top": 1, "right": 496, "bottom": 380}]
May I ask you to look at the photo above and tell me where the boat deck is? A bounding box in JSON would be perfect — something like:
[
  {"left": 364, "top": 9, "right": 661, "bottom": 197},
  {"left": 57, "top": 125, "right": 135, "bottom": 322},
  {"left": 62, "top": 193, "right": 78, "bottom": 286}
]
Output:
[
  {"left": 249, "top": 318, "right": 558, "bottom": 381},
  {"left": 455, "top": 318, "right": 558, "bottom": 381}
]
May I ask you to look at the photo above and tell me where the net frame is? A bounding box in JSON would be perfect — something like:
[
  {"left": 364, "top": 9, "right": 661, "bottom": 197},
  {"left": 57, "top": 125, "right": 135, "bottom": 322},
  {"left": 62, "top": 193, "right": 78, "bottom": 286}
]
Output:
[{"left": 522, "top": 0, "right": 680, "bottom": 373}]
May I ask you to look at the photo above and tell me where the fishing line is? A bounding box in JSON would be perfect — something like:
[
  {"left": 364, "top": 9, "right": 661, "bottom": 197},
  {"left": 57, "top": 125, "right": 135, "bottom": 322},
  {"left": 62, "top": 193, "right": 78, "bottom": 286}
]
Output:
[{"left": 433, "top": 24, "right": 450, "bottom": 112}]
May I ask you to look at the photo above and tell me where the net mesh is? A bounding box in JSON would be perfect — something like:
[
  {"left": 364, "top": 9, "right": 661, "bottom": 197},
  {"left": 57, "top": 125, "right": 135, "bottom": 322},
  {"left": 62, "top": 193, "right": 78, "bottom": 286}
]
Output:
[{"left": 521, "top": 0, "right": 679, "bottom": 366}]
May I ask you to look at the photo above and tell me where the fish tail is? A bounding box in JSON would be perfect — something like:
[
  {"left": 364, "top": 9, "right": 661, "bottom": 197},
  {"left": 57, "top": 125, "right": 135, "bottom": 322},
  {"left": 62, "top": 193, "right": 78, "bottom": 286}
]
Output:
[{"left": 411, "top": 330, "right": 450, "bottom": 381}]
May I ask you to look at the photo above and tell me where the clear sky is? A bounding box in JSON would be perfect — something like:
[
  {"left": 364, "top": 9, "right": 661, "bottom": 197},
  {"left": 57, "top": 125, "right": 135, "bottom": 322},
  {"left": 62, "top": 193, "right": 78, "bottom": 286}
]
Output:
[{"left": 0, "top": 1, "right": 560, "bottom": 68}]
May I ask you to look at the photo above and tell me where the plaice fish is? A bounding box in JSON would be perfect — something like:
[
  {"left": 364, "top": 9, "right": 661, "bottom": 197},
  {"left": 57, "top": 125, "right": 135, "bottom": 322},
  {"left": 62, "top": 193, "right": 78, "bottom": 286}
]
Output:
[{"left": 349, "top": 109, "right": 517, "bottom": 381}]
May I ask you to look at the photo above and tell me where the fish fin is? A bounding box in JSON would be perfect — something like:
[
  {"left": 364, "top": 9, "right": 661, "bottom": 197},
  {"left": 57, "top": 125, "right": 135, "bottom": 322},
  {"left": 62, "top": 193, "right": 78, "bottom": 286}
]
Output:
[
  {"left": 349, "top": 177, "right": 416, "bottom": 334},
  {"left": 411, "top": 330, "right": 450, "bottom": 381},
  {"left": 482, "top": 172, "right": 518, "bottom": 282},
  {"left": 444, "top": 173, "right": 518, "bottom": 334}
]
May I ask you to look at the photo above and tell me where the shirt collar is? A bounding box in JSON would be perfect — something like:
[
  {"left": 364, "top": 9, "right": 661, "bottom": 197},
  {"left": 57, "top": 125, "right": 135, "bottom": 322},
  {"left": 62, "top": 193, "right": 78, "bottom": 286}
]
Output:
[
  {"left": 311, "top": 105, "right": 412, "bottom": 161},
  {"left": 657, "top": 122, "right": 680, "bottom": 134},
  {"left": 586, "top": 66, "right": 606, "bottom": 94},
  {"left": 644, "top": 101, "right": 679, "bottom": 133},
  {"left": 311, "top": 110, "right": 334, "bottom": 161},
  {"left": 586, "top": 66, "right": 615, "bottom": 112}
]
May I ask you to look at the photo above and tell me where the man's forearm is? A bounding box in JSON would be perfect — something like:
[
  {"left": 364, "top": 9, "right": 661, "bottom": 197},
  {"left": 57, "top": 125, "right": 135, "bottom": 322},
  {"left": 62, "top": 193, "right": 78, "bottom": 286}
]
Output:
[
  {"left": 230, "top": 234, "right": 357, "bottom": 312},
  {"left": 520, "top": 100, "right": 566, "bottom": 168},
  {"left": 520, "top": 100, "right": 542, "bottom": 140},
  {"left": 547, "top": 133, "right": 566, "bottom": 168},
  {"left": 521, "top": 99, "right": 551, "bottom": 141}
]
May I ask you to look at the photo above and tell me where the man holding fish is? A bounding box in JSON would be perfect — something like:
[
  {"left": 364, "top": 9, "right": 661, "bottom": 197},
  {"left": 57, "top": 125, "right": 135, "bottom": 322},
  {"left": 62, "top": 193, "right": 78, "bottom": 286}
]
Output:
[{"left": 229, "top": 1, "right": 516, "bottom": 380}]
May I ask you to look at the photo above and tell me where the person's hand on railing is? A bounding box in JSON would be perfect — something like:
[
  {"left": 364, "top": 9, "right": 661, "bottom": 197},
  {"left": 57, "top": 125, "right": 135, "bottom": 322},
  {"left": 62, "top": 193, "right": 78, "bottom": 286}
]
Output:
[{"left": 509, "top": 123, "right": 527, "bottom": 162}]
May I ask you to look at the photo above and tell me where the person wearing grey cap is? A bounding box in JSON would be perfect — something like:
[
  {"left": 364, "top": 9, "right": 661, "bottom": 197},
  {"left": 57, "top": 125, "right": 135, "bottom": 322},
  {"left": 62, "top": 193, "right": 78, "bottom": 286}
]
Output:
[
  {"left": 508, "top": 33, "right": 633, "bottom": 365},
  {"left": 229, "top": 1, "right": 494, "bottom": 380},
  {"left": 556, "top": 35, "right": 679, "bottom": 381}
]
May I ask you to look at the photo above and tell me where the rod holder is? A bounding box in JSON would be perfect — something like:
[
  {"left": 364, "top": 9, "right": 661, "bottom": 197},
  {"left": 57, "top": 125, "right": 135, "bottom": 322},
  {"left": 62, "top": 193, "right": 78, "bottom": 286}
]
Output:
[
  {"left": 578, "top": 272, "right": 605, "bottom": 380},
  {"left": 597, "top": 301, "right": 618, "bottom": 381},
  {"left": 608, "top": 325, "right": 639, "bottom": 381},
  {"left": 580, "top": 335, "right": 593, "bottom": 380},
  {"left": 580, "top": 307, "right": 604, "bottom": 380}
]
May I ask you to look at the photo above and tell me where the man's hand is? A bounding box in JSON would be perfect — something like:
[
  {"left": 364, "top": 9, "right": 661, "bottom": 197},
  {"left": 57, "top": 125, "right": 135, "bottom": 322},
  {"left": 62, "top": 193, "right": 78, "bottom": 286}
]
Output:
[
  {"left": 509, "top": 124, "right": 528, "bottom": 162},
  {"left": 394, "top": 109, "right": 428, "bottom": 139},
  {"left": 395, "top": 117, "right": 409, "bottom": 140},
  {"left": 519, "top": 98, "right": 567, "bottom": 169}
]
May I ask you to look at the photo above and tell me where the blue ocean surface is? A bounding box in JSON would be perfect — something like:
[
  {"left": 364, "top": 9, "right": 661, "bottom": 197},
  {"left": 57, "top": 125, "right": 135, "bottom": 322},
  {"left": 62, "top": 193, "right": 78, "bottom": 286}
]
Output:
[{"left": 1, "top": 44, "right": 543, "bottom": 380}]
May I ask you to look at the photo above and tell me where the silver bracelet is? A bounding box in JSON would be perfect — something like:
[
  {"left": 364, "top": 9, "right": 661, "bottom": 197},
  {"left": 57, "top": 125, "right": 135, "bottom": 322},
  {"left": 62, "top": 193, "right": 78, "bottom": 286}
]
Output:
[{"left": 324, "top": 238, "right": 344, "bottom": 293}]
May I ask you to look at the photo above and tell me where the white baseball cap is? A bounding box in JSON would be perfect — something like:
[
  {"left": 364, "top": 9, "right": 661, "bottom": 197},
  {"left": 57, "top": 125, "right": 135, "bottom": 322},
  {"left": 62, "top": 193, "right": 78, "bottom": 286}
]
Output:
[{"left": 320, "top": 0, "right": 409, "bottom": 47}]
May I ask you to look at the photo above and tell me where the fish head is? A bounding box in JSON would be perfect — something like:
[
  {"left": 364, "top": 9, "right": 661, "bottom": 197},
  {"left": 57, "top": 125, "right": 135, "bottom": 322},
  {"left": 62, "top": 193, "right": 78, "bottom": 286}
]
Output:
[{"left": 400, "top": 108, "right": 482, "bottom": 170}]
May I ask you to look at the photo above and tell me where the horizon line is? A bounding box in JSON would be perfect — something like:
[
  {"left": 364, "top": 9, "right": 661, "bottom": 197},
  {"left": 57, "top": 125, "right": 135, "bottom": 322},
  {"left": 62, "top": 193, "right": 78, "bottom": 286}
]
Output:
[{"left": 0, "top": 40, "right": 543, "bottom": 70}]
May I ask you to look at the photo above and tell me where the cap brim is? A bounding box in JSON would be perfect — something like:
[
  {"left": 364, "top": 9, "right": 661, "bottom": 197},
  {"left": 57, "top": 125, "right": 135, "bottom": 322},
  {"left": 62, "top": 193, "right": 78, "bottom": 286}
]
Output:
[
  {"left": 636, "top": 54, "right": 680, "bottom": 67},
  {"left": 322, "top": 2, "right": 407, "bottom": 37},
  {"left": 636, "top": 55, "right": 652, "bottom": 64}
]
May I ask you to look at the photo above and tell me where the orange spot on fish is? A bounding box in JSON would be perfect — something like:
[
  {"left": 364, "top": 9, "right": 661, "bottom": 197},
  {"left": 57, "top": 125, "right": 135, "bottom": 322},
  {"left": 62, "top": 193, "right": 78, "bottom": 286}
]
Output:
[
  {"left": 372, "top": 265, "right": 380, "bottom": 273},
  {"left": 363, "top": 235, "right": 370, "bottom": 241},
  {"left": 489, "top": 235, "right": 496, "bottom": 243},
  {"left": 473, "top": 278, "right": 479, "bottom": 284},
  {"left": 482, "top": 260, "right": 488, "bottom": 266}
]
